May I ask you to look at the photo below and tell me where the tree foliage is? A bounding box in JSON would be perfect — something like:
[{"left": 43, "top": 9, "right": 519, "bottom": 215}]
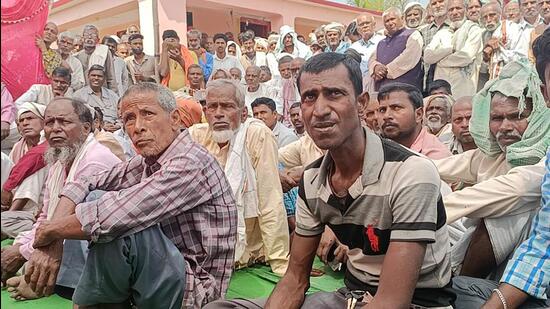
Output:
[{"left": 348, "top": 0, "right": 409, "bottom": 11}]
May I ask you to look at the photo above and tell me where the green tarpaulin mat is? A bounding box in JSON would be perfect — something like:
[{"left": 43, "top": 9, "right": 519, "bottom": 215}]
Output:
[{"left": 1, "top": 239, "right": 344, "bottom": 308}]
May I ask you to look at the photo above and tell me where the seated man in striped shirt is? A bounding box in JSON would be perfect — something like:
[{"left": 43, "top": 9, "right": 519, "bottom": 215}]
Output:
[
  {"left": 25, "top": 83, "right": 238, "bottom": 309},
  {"left": 206, "top": 51, "right": 454, "bottom": 309}
]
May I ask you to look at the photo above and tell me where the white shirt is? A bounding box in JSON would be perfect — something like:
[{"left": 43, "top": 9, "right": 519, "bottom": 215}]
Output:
[
  {"left": 65, "top": 55, "right": 85, "bottom": 92},
  {"left": 350, "top": 34, "right": 385, "bottom": 76},
  {"left": 272, "top": 121, "right": 298, "bottom": 148},
  {"left": 15, "top": 84, "right": 74, "bottom": 109},
  {"left": 213, "top": 53, "right": 244, "bottom": 74},
  {"left": 113, "top": 56, "right": 129, "bottom": 97},
  {"left": 245, "top": 83, "right": 277, "bottom": 115}
]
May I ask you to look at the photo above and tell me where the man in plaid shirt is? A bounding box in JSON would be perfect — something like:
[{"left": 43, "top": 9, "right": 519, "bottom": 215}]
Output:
[{"left": 28, "top": 83, "right": 238, "bottom": 309}]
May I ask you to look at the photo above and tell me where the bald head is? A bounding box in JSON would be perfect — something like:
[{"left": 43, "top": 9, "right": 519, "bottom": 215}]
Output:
[
  {"left": 504, "top": 1, "right": 521, "bottom": 23},
  {"left": 356, "top": 14, "right": 376, "bottom": 40},
  {"left": 245, "top": 65, "right": 261, "bottom": 88},
  {"left": 383, "top": 8, "right": 404, "bottom": 35},
  {"left": 44, "top": 22, "right": 59, "bottom": 45}
]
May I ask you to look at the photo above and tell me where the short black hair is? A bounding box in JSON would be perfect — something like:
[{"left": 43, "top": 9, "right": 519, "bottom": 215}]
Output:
[
  {"left": 51, "top": 67, "right": 71, "bottom": 81},
  {"left": 128, "top": 33, "right": 144, "bottom": 42},
  {"left": 297, "top": 52, "right": 363, "bottom": 97},
  {"left": 428, "top": 79, "right": 452, "bottom": 95},
  {"left": 377, "top": 82, "right": 424, "bottom": 109},
  {"left": 251, "top": 97, "right": 276, "bottom": 112},
  {"left": 344, "top": 48, "right": 362, "bottom": 65},
  {"left": 290, "top": 102, "right": 301, "bottom": 109},
  {"left": 93, "top": 106, "right": 104, "bottom": 122},
  {"left": 101, "top": 36, "right": 117, "bottom": 46},
  {"left": 533, "top": 28, "right": 549, "bottom": 85},
  {"left": 239, "top": 31, "right": 255, "bottom": 43},
  {"left": 213, "top": 33, "right": 228, "bottom": 43},
  {"left": 88, "top": 64, "right": 105, "bottom": 75}
]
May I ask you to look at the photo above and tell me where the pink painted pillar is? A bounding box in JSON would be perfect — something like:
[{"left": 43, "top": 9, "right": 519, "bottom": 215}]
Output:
[{"left": 156, "top": 0, "right": 188, "bottom": 44}]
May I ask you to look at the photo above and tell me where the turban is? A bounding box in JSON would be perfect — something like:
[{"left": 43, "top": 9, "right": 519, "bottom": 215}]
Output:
[
  {"left": 404, "top": 2, "right": 424, "bottom": 15},
  {"left": 471, "top": 59, "right": 550, "bottom": 167},
  {"left": 255, "top": 38, "right": 269, "bottom": 49},
  {"left": 267, "top": 34, "right": 280, "bottom": 45},
  {"left": 17, "top": 102, "right": 46, "bottom": 121},
  {"left": 423, "top": 94, "right": 455, "bottom": 113},
  {"left": 324, "top": 22, "right": 345, "bottom": 35},
  {"left": 176, "top": 98, "right": 203, "bottom": 128}
]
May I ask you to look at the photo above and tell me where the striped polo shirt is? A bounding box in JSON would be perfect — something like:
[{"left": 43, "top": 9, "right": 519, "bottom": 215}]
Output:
[{"left": 296, "top": 128, "right": 454, "bottom": 307}]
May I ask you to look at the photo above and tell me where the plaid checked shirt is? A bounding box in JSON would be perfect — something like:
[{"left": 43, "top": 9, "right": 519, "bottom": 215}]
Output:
[
  {"left": 501, "top": 149, "right": 550, "bottom": 299},
  {"left": 63, "top": 130, "right": 237, "bottom": 308}
]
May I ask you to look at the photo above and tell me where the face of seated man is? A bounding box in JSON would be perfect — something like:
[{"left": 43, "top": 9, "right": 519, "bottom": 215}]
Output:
[
  {"left": 43, "top": 99, "right": 92, "bottom": 165},
  {"left": 489, "top": 92, "right": 532, "bottom": 152},
  {"left": 378, "top": 91, "right": 423, "bottom": 146},
  {"left": 252, "top": 103, "right": 278, "bottom": 130},
  {"left": 18, "top": 111, "right": 44, "bottom": 143},
  {"left": 425, "top": 97, "right": 451, "bottom": 134},
  {"left": 120, "top": 87, "right": 181, "bottom": 158},
  {"left": 204, "top": 82, "right": 248, "bottom": 145}
]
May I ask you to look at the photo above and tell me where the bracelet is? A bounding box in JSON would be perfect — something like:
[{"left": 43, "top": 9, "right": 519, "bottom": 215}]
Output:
[{"left": 492, "top": 288, "right": 508, "bottom": 309}]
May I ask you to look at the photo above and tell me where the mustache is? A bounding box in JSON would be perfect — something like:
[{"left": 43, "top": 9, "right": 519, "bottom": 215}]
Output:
[{"left": 496, "top": 130, "right": 522, "bottom": 141}]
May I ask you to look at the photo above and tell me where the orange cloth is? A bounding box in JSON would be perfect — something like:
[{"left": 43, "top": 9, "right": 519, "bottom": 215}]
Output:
[
  {"left": 161, "top": 45, "right": 198, "bottom": 88},
  {"left": 176, "top": 98, "right": 203, "bottom": 128}
]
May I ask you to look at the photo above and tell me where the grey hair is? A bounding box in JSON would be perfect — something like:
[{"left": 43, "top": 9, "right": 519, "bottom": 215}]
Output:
[
  {"left": 187, "top": 29, "right": 202, "bottom": 38},
  {"left": 59, "top": 31, "right": 75, "bottom": 41},
  {"left": 206, "top": 79, "right": 246, "bottom": 108},
  {"left": 121, "top": 82, "right": 177, "bottom": 112},
  {"left": 83, "top": 24, "right": 98, "bottom": 34},
  {"left": 383, "top": 7, "right": 402, "bottom": 18}
]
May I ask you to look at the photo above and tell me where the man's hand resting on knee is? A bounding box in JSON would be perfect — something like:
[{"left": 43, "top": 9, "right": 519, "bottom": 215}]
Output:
[{"left": 24, "top": 240, "right": 63, "bottom": 296}]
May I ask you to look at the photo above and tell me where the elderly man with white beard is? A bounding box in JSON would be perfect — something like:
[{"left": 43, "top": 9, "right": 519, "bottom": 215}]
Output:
[
  {"left": 404, "top": 2, "right": 426, "bottom": 29},
  {"left": 481, "top": 2, "right": 532, "bottom": 82},
  {"left": 434, "top": 60, "right": 549, "bottom": 280},
  {"left": 424, "top": 94, "right": 454, "bottom": 144},
  {"left": 424, "top": 0, "right": 484, "bottom": 97},
  {"left": 189, "top": 79, "right": 290, "bottom": 276},
  {"left": 1, "top": 97, "right": 120, "bottom": 301}
]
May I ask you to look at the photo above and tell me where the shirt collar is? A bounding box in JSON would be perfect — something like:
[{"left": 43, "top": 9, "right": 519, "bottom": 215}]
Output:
[
  {"left": 144, "top": 129, "right": 192, "bottom": 166},
  {"left": 317, "top": 128, "right": 384, "bottom": 190}
]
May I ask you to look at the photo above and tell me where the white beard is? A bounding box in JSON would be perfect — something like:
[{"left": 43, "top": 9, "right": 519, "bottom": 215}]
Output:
[
  {"left": 451, "top": 18, "right": 466, "bottom": 30},
  {"left": 43, "top": 141, "right": 83, "bottom": 166},
  {"left": 211, "top": 129, "right": 238, "bottom": 144},
  {"left": 426, "top": 116, "right": 445, "bottom": 133}
]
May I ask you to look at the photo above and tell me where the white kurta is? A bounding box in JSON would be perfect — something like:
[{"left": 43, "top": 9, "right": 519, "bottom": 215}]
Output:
[{"left": 424, "top": 20, "right": 483, "bottom": 97}]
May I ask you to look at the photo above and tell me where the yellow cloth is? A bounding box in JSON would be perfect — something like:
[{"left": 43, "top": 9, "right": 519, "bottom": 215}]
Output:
[
  {"left": 435, "top": 149, "right": 544, "bottom": 223},
  {"left": 189, "top": 122, "right": 289, "bottom": 276},
  {"left": 278, "top": 134, "right": 325, "bottom": 168},
  {"left": 168, "top": 59, "right": 187, "bottom": 91}
]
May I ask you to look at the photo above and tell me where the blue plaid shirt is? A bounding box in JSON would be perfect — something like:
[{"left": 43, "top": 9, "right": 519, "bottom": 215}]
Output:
[{"left": 501, "top": 149, "right": 550, "bottom": 299}]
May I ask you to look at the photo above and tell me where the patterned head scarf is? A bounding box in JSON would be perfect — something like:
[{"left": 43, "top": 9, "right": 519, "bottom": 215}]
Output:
[{"left": 470, "top": 59, "right": 550, "bottom": 167}]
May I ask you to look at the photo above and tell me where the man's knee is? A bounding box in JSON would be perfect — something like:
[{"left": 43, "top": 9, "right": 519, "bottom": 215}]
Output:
[{"left": 452, "top": 276, "right": 497, "bottom": 309}]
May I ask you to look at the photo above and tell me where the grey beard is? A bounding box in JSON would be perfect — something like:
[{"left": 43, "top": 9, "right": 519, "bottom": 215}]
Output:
[
  {"left": 44, "top": 140, "right": 84, "bottom": 166},
  {"left": 426, "top": 118, "right": 445, "bottom": 133}
]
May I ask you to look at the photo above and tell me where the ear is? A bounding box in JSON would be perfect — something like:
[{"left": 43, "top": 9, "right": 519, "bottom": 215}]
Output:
[
  {"left": 241, "top": 106, "right": 249, "bottom": 122},
  {"left": 82, "top": 122, "right": 92, "bottom": 134},
  {"left": 415, "top": 107, "right": 424, "bottom": 124},
  {"left": 541, "top": 84, "right": 549, "bottom": 107},
  {"left": 170, "top": 109, "right": 182, "bottom": 129}
]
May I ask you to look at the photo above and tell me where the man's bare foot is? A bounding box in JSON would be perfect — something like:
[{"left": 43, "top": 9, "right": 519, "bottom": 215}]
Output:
[{"left": 6, "top": 275, "right": 40, "bottom": 301}]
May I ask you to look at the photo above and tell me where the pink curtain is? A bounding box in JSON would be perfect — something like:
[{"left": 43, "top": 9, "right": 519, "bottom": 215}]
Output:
[{"left": 1, "top": 0, "right": 50, "bottom": 99}]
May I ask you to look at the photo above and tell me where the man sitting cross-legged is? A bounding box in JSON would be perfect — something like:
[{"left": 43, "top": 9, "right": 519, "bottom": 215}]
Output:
[
  {"left": 189, "top": 79, "right": 289, "bottom": 276},
  {"left": 20, "top": 83, "right": 238, "bottom": 308},
  {"left": 1, "top": 97, "right": 121, "bottom": 302},
  {"left": 206, "top": 52, "right": 455, "bottom": 309}
]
